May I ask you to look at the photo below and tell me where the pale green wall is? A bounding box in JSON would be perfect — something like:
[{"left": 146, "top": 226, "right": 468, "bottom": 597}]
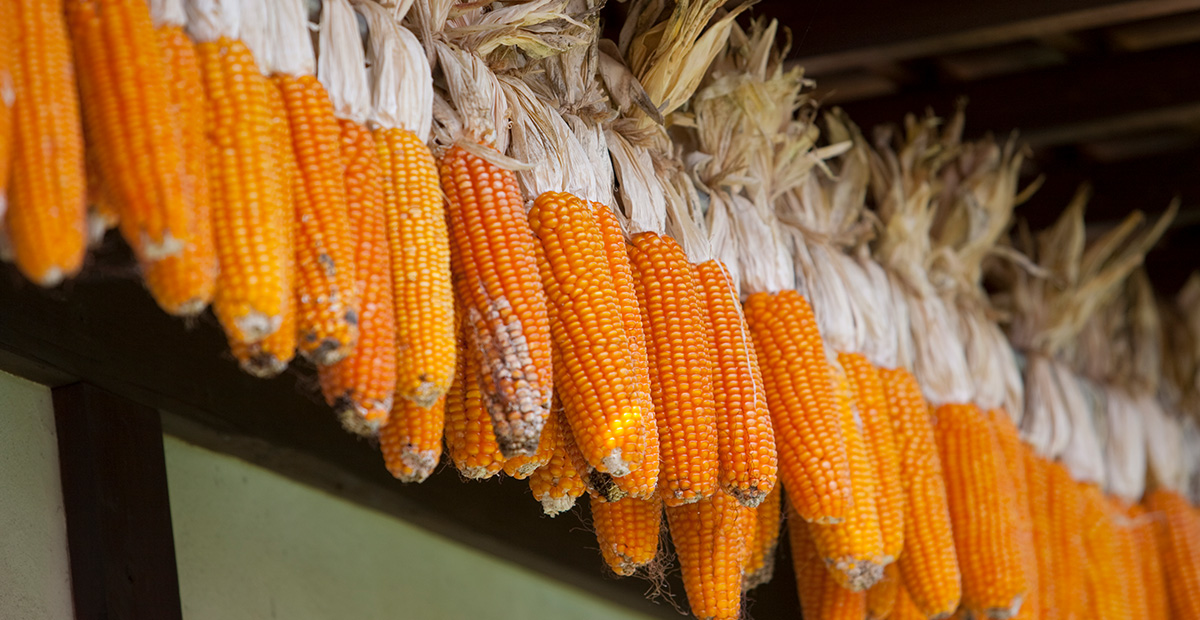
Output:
[
  {"left": 164, "top": 436, "right": 656, "bottom": 620},
  {"left": 0, "top": 370, "right": 74, "bottom": 620}
]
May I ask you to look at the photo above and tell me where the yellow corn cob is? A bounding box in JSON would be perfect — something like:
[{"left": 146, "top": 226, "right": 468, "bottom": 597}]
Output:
[
  {"left": 1145, "top": 489, "right": 1200, "bottom": 618},
  {"left": 628, "top": 232, "right": 718, "bottom": 506},
  {"left": 444, "top": 326, "right": 506, "bottom": 479},
  {"left": 892, "top": 582, "right": 926, "bottom": 620},
  {"left": 276, "top": 74, "right": 357, "bottom": 365},
  {"left": 878, "top": 367, "right": 961, "bottom": 618},
  {"left": 592, "top": 495, "right": 661, "bottom": 576},
  {"left": 667, "top": 490, "right": 755, "bottom": 620},
  {"left": 319, "top": 120, "right": 395, "bottom": 433},
  {"left": 1081, "top": 485, "right": 1131, "bottom": 620},
  {"left": 841, "top": 353, "right": 904, "bottom": 561},
  {"left": 935, "top": 402, "right": 1028, "bottom": 618},
  {"left": 528, "top": 192, "right": 645, "bottom": 476},
  {"left": 1110, "top": 499, "right": 1149, "bottom": 620},
  {"left": 743, "top": 485, "right": 783, "bottom": 591},
  {"left": 1131, "top": 503, "right": 1169, "bottom": 620},
  {"left": 441, "top": 144, "right": 552, "bottom": 457},
  {"left": 380, "top": 396, "right": 444, "bottom": 483},
  {"left": 141, "top": 24, "right": 216, "bottom": 316},
  {"left": 989, "top": 410, "right": 1038, "bottom": 620},
  {"left": 868, "top": 564, "right": 901, "bottom": 620},
  {"left": 66, "top": 0, "right": 187, "bottom": 261},
  {"left": 1047, "top": 461, "right": 1087, "bottom": 620},
  {"left": 375, "top": 127, "right": 454, "bottom": 407},
  {"left": 197, "top": 37, "right": 287, "bottom": 345},
  {"left": 7, "top": 0, "right": 86, "bottom": 287},
  {"left": 697, "top": 260, "right": 776, "bottom": 507},
  {"left": 790, "top": 501, "right": 868, "bottom": 620},
  {"left": 592, "top": 202, "right": 657, "bottom": 499},
  {"left": 528, "top": 405, "right": 586, "bottom": 515},
  {"left": 744, "top": 290, "right": 850, "bottom": 523},
  {"left": 0, "top": 0, "right": 17, "bottom": 215},
  {"left": 1025, "top": 449, "right": 1058, "bottom": 620},
  {"left": 809, "top": 362, "right": 886, "bottom": 591}
]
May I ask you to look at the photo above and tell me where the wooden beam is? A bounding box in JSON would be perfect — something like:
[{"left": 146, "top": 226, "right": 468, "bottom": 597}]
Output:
[
  {"left": 53, "top": 383, "right": 183, "bottom": 620},
  {"left": 834, "top": 42, "right": 1200, "bottom": 148},
  {"left": 776, "top": 0, "right": 1200, "bottom": 75}
]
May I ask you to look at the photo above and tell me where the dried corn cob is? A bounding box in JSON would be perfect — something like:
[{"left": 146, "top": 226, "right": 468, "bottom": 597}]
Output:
[
  {"left": 7, "top": 0, "right": 86, "bottom": 287},
  {"left": 628, "top": 232, "right": 718, "bottom": 506},
  {"left": 667, "top": 490, "right": 755, "bottom": 620},
  {"left": 1110, "top": 500, "right": 1149, "bottom": 620},
  {"left": 380, "top": 396, "right": 444, "bottom": 483},
  {"left": 989, "top": 410, "right": 1038, "bottom": 620},
  {"left": 868, "top": 564, "right": 901, "bottom": 620},
  {"left": 879, "top": 367, "right": 961, "bottom": 618},
  {"left": 1081, "top": 485, "right": 1131, "bottom": 620},
  {"left": 841, "top": 353, "right": 904, "bottom": 561},
  {"left": 444, "top": 328, "right": 506, "bottom": 479},
  {"left": 0, "top": 0, "right": 17, "bottom": 217},
  {"left": 528, "top": 192, "right": 645, "bottom": 476},
  {"left": 697, "top": 260, "right": 776, "bottom": 507},
  {"left": 1025, "top": 450, "right": 1058, "bottom": 620},
  {"left": 503, "top": 432, "right": 553, "bottom": 480},
  {"left": 744, "top": 290, "right": 850, "bottom": 524},
  {"left": 892, "top": 583, "right": 926, "bottom": 620},
  {"left": 1047, "top": 461, "right": 1087, "bottom": 620},
  {"left": 592, "top": 495, "right": 661, "bottom": 576},
  {"left": 67, "top": 0, "right": 187, "bottom": 261},
  {"left": 1145, "top": 489, "right": 1200, "bottom": 618},
  {"left": 743, "top": 485, "right": 782, "bottom": 591},
  {"left": 529, "top": 406, "right": 586, "bottom": 516},
  {"left": 442, "top": 144, "right": 552, "bottom": 457},
  {"left": 1131, "top": 504, "right": 1169, "bottom": 620},
  {"left": 790, "top": 501, "right": 868, "bottom": 620}
]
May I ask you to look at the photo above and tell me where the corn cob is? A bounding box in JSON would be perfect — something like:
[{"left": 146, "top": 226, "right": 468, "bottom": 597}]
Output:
[
  {"left": 1081, "top": 485, "right": 1131, "bottom": 620},
  {"left": 790, "top": 502, "right": 868, "bottom": 620},
  {"left": 7, "top": 0, "right": 86, "bottom": 287},
  {"left": 0, "top": 0, "right": 17, "bottom": 218},
  {"left": 809, "top": 362, "right": 886, "bottom": 591},
  {"left": 442, "top": 144, "right": 552, "bottom": 457},
  {"left": 444, "top": 327, "right": 506, "bottom": 479},
  {"left": 319, "top": 120, "right": 395, "bottom": 432},
  {"left": 1131, "top": 504, "right": 1169, "bottom": 620},
  {"left": 628, "top": 231, "right": 718, "bottom": 506},
  {"left": 84, "top": 145, "right": 120, "bottom": 244},
  {"left": 1024, "top": 450, "right": 1058, "bottom": 620},
  {"left": 141, "top": 21, "right": 216, "bottom": 316},
  {"left": 376, "top": 127, "right": 455, "bottom": 407},
  {"left": 935, "top": 402, "right": 1028, "bottom": 618},
  {"left": 592, "top": 495, "right": 661, "bottom": 576},
  {"left": 892, "top": 583, "right": 926, "bottom": 620},
  {"left": 1145, "top": 489, "right": 1200, "bottom": 618},
  {"left": 841, "top": 352, "right": 904, "bottom": 561},
  {"left": 379, "top": 396, "right": 444, "bottom": 483},
  {"left": 989, "top": 410, "right": 1038, "bottom": 620},
  {"left": 697, "top": 260, "right": 776, "bottom": 507},
  {"left": 528, "top": 406, "right": 586, "bottom": 515},
  {"left": 744, "top": 290, "right": 850, "bottom": 523},
  {"left": 592, "top": 202, "right": 657, "bottom": 499},
  {"left": 66, "top": 0, "right": 187, "bottom": 262},
  {"left": 1047, "top": 461, "right": 1087, "bottom": 620},
  {"left": 528, "top": 192, "right": 645, "bottom": 476},
  {"left": 667, "top": 490, "right": 755, "bottom": 620},
  {"left": 503, "top": 432, "right": 553, "bottom": 480},
  {"left": 878, "top": 367, "right": 962, "bottom": 618},
  {"left": 743, "top": 485, "right": 782, "bottom": 591},
  {"left": 868, "top": 564, "right": 901, "bottom": 620},
  {"left": 1110, "top": 500, "right": 1149, "bottom": 620}
]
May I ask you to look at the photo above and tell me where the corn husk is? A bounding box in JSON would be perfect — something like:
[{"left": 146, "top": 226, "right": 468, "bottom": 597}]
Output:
[{"left": 319, "top": 0, "right": 372, "bottom": 125}]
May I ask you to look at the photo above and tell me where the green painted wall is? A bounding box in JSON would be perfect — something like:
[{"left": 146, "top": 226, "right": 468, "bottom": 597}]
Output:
[
  {"left": 0, "top": 370, "right": 74, "bottom": 619},
  {"left": 165, "top": 436, "right": 656, "bottom": 620}
]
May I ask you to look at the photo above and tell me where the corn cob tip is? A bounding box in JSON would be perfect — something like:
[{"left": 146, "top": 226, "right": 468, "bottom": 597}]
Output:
[
  {"left": 384, "top": 447, "right": 439, "bottom": 484},
  {"left": 980, "top": 594, "right": 1025, "bottom": 620},
  {"left": 602, "top": 448, "right": 634, "bottom": 478},
  {"left": 236, "top": 311, "right": 283, "bottom": 345},
  {"left": 732, "top": 487, "right": 768, "bottom": 509},
  {"left": 540, "top": 495, "right": 577, "bottom": 517},
  {"left": 407, "top": 381, "right": 445, "bottom": 409},
  {"left": 587, "top": 471, "right": 629, "bottom": 503},
  {"left": 138, "top": 231, "right": 185, "bottom": 263},
  {"left": 743, "top": 556, "right": 777, "bottom": 591},
  {"left": 334, "top": 396, "right": 393, "bottom": 438},
  {"left": 828, "top": 558, "right": 885, "bottom": 592},
  {"left": 302, "top": 331, "right": 355, "bottom": 367},
  {"left": 459, "top": 466, "right": 500, "bottom": 481},
  {"left": 508, "top": 461, "right": 543, "bottom": 479},
  {"left": 237, "top": 351, "right": 289, "bottom": 379}
]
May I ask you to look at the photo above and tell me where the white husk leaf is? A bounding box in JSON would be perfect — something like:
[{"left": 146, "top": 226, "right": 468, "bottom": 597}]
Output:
[
  {"left": 185, "top": 0, "right": 241, "bottom": 43},
  {"left": 606, "top": 125, "right": 666, "bottom": 235},
  {"left": 319, "top": 0, "right": 371, "bottom": 124},
  {"left": 435, "top": 42, "right": 506, "bottom": 151},
  {"left": 151, "top": 0, "right": 188, "bottom": 27},
  {"left": 862, "top": 259, "right": 902, "bottom": 369},
  {"left": 1022, "top": 355, "right": 1070, "bottom": 458},
  {"left": 1145, "top": 396, "right": 1188, "bottom": 493},
  {"left": 257, "top": 0, "right": 315, "bottom": 77},
  {"left": 1103, "top": 387, "right": 1147, "bottom": 502},
  {"left": 236, "top": 0, "right": 272, "bottom": 73},
  {"left": 1058, "top": 363, "right": 1106, "bottom": 485},
  {"left": 356, "top": 0, "right": 433, "bottom": 138},
  {"left": 500, "top": 74, "right": 594, "bottom": 199}
]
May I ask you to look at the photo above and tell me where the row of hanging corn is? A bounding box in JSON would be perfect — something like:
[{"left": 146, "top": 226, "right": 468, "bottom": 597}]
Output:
[{"left": 4, "top": 0, "right": 1200, "bottom": 619}]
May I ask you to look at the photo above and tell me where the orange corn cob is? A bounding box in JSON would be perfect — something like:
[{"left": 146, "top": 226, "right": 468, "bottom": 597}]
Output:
[
  {"left": 503, "top": 431, "right": 553, "bottom": 480},
  {"left": 878, "top": 367, "right": 961, "bottom": 618},
  {"left": 744, "top": 290, "right": 850, "bottom": 523},
  {"left": 809, "top": 362, "right": 886, "bottom": 591},
  {"left": 441, "top": 144, "right": 552, "bottom": 457},
  {"left": 591, "top": 202, "right": 657, "bottom": 499},
  {"left": 667, "top": 490, "right": 755, "bottom": 620},
  {"left": 66, "top": 0, "right": 188, "bottom": 261},
  {"left": 1145, "top": 488, "right": 1200, "bottom": 618},
  {"left": 7, "top": 0, "right": 86, "bottom": 287},
  {"left": 276, "top": 74, "right": 357, "bottom": 365},
  {"left": 1025, "top": 450, "right": 1058, "bottom": 620},
  {"left": 1081, "top": 485, "right": 1131, "bottom": 620},
  {"left": 444, "top": 330, "right": 506, "bottom": 479},
  {"left": 319, "top": 120, "right": 395, "bottom": 432},
  {"left": 1110, "top": 500, "right": 1149, "bottom": 620},
  {"left": 935, "top": 402, "right": 1027, "bottom": 618},
  {"left": 892, "top": 583, "right": 926, "bottom": 620},
  {"left": 375, "top": 127, "right": 454, "bottom": 407},
  {"left": 841, "top": 353, "right": 904, "bottom": 561},
  {"left": 141, "top": 24, "right": 216, "bottom": 316},
  {"left": 380, "top": 396, "right": 444, "bottom": 483},
  {"left": 743, "top": 485, "right": 783, "bottom": 590},
  {"left": 0, "top": 0, "right": 16, "bottom": 214},
  {"left": 989, "top": 410, "right": 1038, "bottom": 620},
  {"left": 1047, "top": 461, "right": 1087, "bottom": 620},
  {"left": 697, "top": 260, "right": 776, "bottom": 507},
  {"left": 628, "top": 232, "right": 717, "bottom": 506},
  {"left": 197, "top": 37, "right": 287, "bottom": 345},
  {"left": 790, "top": 502, "right": 868, "bottom": 620},
  {"left": 592, "top": 495, "right": 661, "bottom": 576},
  {"left": 868, "top": 564, "right": 901, "bottom": 620},
  {"left": 1131, "top": 504, "right": 1169, "bottom": 620},
  {"left": 528, "top": 406, "right": 587, "bottom": 515},
  {"left": 528, "top": 192, "right": 645, "bottom": 476}
]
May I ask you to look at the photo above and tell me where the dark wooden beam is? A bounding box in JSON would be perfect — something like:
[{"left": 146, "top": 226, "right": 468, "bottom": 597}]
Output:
[
  {"left": 834, "top": 41, "right": 1200, "bottom": 149},
  {"left": 53, "top": 383, "right": 184, "bottom": 620},
  {"left": 772, "top": 0, "right": 1200, "bottom": 75}
]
